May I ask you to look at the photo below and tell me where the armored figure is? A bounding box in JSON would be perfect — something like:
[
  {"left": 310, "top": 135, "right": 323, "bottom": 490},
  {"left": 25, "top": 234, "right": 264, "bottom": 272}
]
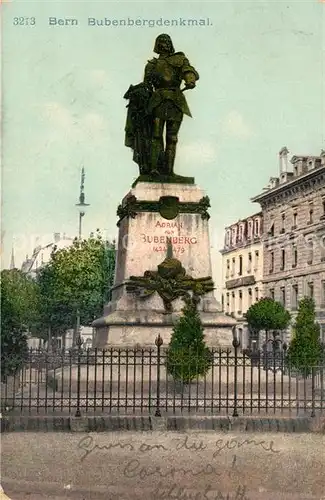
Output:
[{"left": 124, "top": 34, "right": 199, "bottom": 177}]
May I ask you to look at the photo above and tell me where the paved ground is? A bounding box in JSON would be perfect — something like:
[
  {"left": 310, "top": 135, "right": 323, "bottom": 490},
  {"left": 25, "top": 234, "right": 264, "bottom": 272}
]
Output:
[{"left": 1, "top": 430, "right": 325, "bottom": 499}]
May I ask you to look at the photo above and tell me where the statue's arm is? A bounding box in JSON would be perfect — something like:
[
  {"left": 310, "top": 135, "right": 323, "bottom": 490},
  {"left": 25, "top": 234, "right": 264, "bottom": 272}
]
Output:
[
  {"left": 181, "top": 57, "right": 199, "bottom": 89},
  {"left": 143, "top": 60, "right": 155, "bottom": 87}
]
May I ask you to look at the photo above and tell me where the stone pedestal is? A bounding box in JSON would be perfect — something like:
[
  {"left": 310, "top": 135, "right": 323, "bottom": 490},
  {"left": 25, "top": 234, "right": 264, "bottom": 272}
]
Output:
[{"left": 93, "top": 181, "right": 236, "bottom": 348}]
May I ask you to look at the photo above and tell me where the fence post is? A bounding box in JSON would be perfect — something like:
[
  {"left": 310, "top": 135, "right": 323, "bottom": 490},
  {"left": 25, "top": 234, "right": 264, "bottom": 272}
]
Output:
[
  {"left": 311, "top": 366, "right": 315, "bottom": 418},
  {"left": 232, "top": 334, "right": 240, "bottom": 417},
  {"left": 75, "top": 335, "right": 83, "bottom": 417},
  {"left": 155, "top": 334, "right": 163, "bottom": 417}
]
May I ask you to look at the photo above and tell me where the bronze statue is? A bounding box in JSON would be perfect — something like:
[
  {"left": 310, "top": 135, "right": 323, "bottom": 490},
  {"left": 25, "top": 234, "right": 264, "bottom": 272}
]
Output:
[{"left": 124, "top": 34, "right": 199, "bottom": 179}]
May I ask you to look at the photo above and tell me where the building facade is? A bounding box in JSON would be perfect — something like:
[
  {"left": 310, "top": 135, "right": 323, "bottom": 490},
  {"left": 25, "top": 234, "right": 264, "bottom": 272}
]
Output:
[
  {"left": 21, "top": 233, "right": 75, "bottom": 278},
  {"left": 220, "top": 212, "right": 264, "bottom": 348},
  {"left": 252, "top": 148, "right": 325, "bottom": 342}
]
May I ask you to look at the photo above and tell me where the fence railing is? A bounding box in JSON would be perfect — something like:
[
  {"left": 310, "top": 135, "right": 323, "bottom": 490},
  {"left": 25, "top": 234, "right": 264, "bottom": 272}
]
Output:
[{"left": 1, "top": 335, "right": 324, "bottom": 417}]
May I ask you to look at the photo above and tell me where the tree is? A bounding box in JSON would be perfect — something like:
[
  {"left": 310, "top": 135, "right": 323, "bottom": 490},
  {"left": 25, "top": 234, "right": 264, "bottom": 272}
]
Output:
[
  {"left": 1, "top": 269, "right": 40, "bottom": 381},
  {"left": 166, "top": 296, "right": 212, "bottom": 384},
  {"left": 286, "top": 297, "right": 323, "bottom": 376},
  {"left": 37, "top": 233, "right": 115, "bottom": 344},
  {"left": 245, "top": 297, "right": 291, "bottom": 342}
]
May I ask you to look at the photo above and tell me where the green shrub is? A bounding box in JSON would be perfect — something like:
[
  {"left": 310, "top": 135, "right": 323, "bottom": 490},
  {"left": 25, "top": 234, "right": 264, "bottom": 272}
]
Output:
[
  {"left": 166, "top": 296, "right": 212, "bottom": 384},
  {"left": 286, "top": 297, "right": 323, "bottom": 376}
]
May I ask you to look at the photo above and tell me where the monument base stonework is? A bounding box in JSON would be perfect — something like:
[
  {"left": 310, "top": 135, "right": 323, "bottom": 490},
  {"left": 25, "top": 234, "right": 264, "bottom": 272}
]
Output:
[
  {"left": 94, "top": 309, "right": 236, "bottom": 348},
  {"left": 93, "top": 181, "right": 236, "bottom": 348}
]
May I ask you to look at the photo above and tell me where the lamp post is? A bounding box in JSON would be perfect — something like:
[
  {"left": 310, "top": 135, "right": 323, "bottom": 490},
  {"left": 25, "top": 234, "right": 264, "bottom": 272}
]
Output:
[
  {"left": 75, "top": 167, "right": 90, "bottom": 240},
  {"left": 74, "top": 167, "right": 89, "bottom": 346},
  {"left": 232, "top": 326, "right": 240, "bottom": 417}
]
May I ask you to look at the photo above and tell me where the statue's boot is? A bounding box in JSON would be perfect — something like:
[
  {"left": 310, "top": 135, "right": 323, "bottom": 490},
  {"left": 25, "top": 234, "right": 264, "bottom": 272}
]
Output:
[
  {"left": 150, "top": 138, "right": 164, "bottom": 176},
  {"left": 165, "top": 143, "right": 177, "bottom": 176}
]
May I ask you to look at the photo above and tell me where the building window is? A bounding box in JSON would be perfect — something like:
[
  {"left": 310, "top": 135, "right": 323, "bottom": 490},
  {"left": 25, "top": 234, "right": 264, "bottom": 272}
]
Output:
[
  {"left": 307, "top": 282, "right": 314, "bottom": 299},
  {"left": 269, "top": 289, "right": 275, "bottom": 300},
  {"left": 239, "top": 255, "right": 243, "bottom": 276},
  {"left": 280, "top": 287, "right": 286, "bottom": 306},
  {"left": 226, "top": 293, "right": 230, "bottom": 313},
  {"left": 292, "top": 244, "right": 298, "bottom": 268},
  {"left": 238, "top": 290, "right": 242, "bottom": 313},
  {"left": 321, "top": 236, "right": 325, "bottom": 262},
  {"left": 247, "top": 220, "right": 253, "bottom": 239},
  {"left": 255, "top": 250, "right": 259, "bottom": 271},
  {"left": 56, "top": 338, "right": 62, "bottom": 350},
  {"left": 307, "top": 239, "right": 313, "bottom": 264},
  {"left": 254, "top": 219, "right": 259, "bottom": 236},
  {"left": 321, "top": 325, "right": 325, "bottom": 344},
  {"left": 231, "top": 291, "right": 235, "bottom": 312},
  {"left": 247, "top": 252, "right": 252, "bottom": 273},
  {"left": 322, "top": 198, "right": 325, "bottom": 217},
  {"left": 321, "top": 281, "right": 325, "bottom": 308},
  {"left": 269, "top": 251, "right": 274, "bottom": 273},
  {"left": 231, "top": 228, "right": 237, "bottom": 246},
  {"left": 268, "top": 221, "right": 274, "bottom": 237},
  {"left": 231, "top": 257, "right": 235, "bottom": 276},
  {"left": 292, "top": 285, "right": 298, "bottom": 310},
  {"left": 235, "top": 226, "right": 239, "bottom": 243},
  {"left": 292, "top": 210, "right": 298, "bottom": 229},
  {"left": 248, "top": 288, "right": 252, "bottom": 306},
  {"left": 280, "top": 248, "right": 285, "bottom": 270},
  {"left": 239, "top": 224, "right": 244, "bottom": 242},
  {"left": 280, "top": 213, "right": 285, "bottom": 233},
  {"left": 226, "top": 259, "right": 230, "bottom": 278},
  {"left": 255, "top": 287, "right": 259, "bottom": 301},
  {"left": 308, "top": 204, "right": 314, "bottom": 224}
]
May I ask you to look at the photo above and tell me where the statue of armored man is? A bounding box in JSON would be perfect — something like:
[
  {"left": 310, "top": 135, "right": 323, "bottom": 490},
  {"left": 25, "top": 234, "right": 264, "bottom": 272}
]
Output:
[{"left": 124, "top": 34, "right": 199, "bottom": 178}]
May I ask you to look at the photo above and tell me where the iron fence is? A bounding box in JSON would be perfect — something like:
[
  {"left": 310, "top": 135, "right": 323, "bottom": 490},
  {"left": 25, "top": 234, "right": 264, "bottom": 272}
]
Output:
[{"left": 1, "top": 335, "right": 324, "bottom": 417}]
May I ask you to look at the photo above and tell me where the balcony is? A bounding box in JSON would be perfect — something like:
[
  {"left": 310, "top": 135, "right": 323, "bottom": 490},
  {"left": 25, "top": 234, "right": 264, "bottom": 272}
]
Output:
[{"left": 225, "top": 275, "right": 256, "bottom": 290}]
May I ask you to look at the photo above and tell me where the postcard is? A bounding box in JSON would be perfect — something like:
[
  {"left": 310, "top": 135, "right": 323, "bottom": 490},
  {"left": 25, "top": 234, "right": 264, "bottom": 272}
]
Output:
[{"left": 1, "top": 1, "right": 325, "bottom": 499}]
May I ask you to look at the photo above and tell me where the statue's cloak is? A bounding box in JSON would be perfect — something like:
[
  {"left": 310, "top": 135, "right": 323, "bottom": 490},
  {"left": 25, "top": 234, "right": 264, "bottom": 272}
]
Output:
[{"left": 124, "top": 82, "right": 153, "bottom": 175}]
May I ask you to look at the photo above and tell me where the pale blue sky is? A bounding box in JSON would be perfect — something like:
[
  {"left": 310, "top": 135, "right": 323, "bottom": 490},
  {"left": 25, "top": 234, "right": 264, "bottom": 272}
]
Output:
[{"left": 1, "top": 0, "right": 324, "bottom": 294}]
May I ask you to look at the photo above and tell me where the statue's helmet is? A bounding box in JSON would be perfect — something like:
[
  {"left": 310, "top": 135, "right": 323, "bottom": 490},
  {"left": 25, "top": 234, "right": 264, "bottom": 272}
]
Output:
[{"left": 154, "top": 34, "right": 175, "bottom": 54}]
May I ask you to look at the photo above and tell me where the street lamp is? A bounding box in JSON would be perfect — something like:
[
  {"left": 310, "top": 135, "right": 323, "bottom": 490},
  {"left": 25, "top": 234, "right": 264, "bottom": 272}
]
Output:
[
  {"left": 76, "top": 196, "right": 89, "bottom": 240},
  {"left": 74, "top": 167, "right": 89, "bottom": 346},
  {"left": 75, "top": 167, "right": 90, "bottom": 240},
  {"left": 232, "top": 326, "right": 240, "bottom": 417}
]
